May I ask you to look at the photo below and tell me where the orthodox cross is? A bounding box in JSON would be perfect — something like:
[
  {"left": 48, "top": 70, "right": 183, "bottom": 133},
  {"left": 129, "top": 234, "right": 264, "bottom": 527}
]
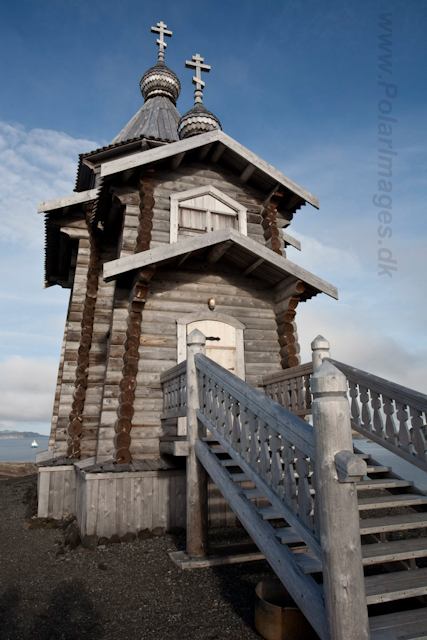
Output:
[
  {"left": 151, "top": 21, "right": 172, "bottom": 61},
  {"left": 185, "top": 53, "right": 211, "bottom": 103}
]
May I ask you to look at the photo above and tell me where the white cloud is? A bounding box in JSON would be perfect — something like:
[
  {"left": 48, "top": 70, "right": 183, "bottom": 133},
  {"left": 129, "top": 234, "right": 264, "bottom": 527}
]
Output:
[
  {"left": 0, "top": 120, "right": 99, "bottom": 245},
  {"left": 0, "top": 356, "right": 58, "bottom": 429}
]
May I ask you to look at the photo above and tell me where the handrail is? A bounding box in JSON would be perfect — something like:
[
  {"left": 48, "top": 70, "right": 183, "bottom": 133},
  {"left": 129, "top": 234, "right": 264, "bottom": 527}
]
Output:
[
  {"left": 327, "top": 358, "right": 427, "bottom": 413},
  {"left": 194, "top": 353, "right": 320, "bottom": 557},
  {"left": 262, "top": 361, "right": 313, "bottom": 385}
]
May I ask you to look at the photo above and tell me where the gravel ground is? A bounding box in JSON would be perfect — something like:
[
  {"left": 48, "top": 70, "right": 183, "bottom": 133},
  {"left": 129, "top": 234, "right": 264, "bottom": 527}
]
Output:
[{"left": 0, "top": 474, "right": 275, "bottom": 640}]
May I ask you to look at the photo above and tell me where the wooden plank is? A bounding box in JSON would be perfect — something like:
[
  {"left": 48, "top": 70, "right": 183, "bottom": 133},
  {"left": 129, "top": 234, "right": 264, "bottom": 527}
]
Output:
[
  {"left": 369, "top": 608, "right": 427, "bottom": 639},
  {"left": 194, "top": 439, "right": 328, "bottom": 640},
  {"left": 361, "top": 538, "right": 427, "bottom": 565},
  {"left": 37, "top": 470, "right": 50, "bottom": 518},
  {"left": 169, "top": 549, "right": 264, "bottom": 568},
  {"left": 359, "top": 512, "right": 427, "bottom": 535},
  {"left": 358, "top": 494, "right": 427, "bottom": 510},
  {"left": 37, "top": 188, "right": 98, "bottom": 213},
  {"left": 364, "top": 567, "right": 427, "bottom": 605}
]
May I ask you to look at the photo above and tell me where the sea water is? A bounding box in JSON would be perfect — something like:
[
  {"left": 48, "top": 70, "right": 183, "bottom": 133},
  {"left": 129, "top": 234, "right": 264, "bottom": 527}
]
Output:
[{"left": 0, "top": 437, "right": 50, "bottom": 462}]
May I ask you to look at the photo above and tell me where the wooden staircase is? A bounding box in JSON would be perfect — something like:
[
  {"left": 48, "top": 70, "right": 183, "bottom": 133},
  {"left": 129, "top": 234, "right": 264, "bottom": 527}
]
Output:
[{"left": 201, "top": 436, "right": 427, "bottom": 640}]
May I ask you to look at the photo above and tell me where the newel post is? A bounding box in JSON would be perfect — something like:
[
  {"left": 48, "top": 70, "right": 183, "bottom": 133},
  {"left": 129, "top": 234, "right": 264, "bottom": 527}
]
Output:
[
  {"left": 311, "top": 361, "right": 370, "bottom": 640},
  {"left": 186, "top": 329, "right": 208, "bottom": 557},
  {"left": 311, "top": 334, "right": 331, "bottom": 371}
]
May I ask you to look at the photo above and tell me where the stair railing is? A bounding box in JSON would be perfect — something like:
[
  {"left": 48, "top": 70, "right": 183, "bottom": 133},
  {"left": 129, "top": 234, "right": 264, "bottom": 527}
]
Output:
[
  {"left": 159, "top": 329, "right": 370, "bottom": 640},
  {"left": 263, "top": 335, "right": 427, "bottom": 473}
]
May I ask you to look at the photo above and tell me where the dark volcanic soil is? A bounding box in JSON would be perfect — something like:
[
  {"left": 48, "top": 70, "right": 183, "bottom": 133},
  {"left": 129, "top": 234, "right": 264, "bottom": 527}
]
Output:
[{"left": 0, "top": 474, "right": 274, "bottom": 640}]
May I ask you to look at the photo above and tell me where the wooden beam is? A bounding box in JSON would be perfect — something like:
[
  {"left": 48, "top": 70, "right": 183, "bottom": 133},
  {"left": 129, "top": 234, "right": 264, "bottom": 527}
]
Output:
[
  {"left": 170, "top": 151, "right": 186, "bottom": 170},
  {"left": 282, "top": 230, "right": 301, "bottom": 251},
  {"left": 198, "top": 143, "right": 213, "bottom": 161},
  {"left": 239, "top": 163, "right": 255, "bottom": 183},
  {"left": 37, "top": 188, "right": 98, "bottom": 214},
  {"left": 176, "top": 251, "right": 192, "bottom": 266},
  {"left": 207, "top": 240, "right": 233, "bottom": 263},
  {"left": 211, "top": 142, "right": 226, "bottom": 163},
  {"left": 242, "top": 258, "right": 264, "bottom": 276}
]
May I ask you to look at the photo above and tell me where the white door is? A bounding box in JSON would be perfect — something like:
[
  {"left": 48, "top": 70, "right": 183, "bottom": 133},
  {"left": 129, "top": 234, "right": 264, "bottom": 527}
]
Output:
[{"left": 187, "top": 320, "right": 239, "bottom": 375}]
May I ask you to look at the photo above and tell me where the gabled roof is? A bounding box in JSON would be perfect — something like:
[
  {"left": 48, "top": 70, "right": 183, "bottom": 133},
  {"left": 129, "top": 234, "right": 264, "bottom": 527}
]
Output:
[
  {"left": 103, "top": 227, "right": 338, "bottom": 300},
  {"left": 100, "top": 129, "right": 319, "bottom": 212}
]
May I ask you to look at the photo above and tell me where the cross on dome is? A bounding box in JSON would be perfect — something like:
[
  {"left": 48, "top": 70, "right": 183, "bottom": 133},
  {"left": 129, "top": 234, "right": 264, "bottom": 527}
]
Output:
[
  {"left": 151, "top": 21, "right": 172, "bottom": 61},
  {"left": 185, "top": 53, "right": 211, "bottom": 104}
]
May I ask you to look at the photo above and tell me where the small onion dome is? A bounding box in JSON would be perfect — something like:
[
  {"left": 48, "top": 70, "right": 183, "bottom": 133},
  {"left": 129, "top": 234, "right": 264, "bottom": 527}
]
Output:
[
  {"left": 139, "top": 60, "right": 181, "bottom": 105},
  {"left": 178, "top": 103, "right": 222, "bottom": 139}
]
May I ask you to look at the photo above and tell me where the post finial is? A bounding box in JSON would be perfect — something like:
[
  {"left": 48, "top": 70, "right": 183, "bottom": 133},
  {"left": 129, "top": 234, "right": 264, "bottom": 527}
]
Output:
[
  {"left": 151, "top": 21, "right": 172, "bottom": 62},
  {"left": 311, "top": 335, "right": 331, "bottom": 372},
  {"left": 187, "top": 328, "right": 206, "bottom": 346},
  {"left": 185, "top": 53, "right": 211, "bottom": 105}
]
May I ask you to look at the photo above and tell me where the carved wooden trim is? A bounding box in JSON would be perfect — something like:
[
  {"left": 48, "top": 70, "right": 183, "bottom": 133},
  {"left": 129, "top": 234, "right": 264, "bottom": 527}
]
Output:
[
  {"left": 114, "top": 170, "right": 156, "bottom": 464},
  {"left": 66, "top": 203, "right": 101, "bottom": 458},
  {"left": 262, "top": 190, "right": 284, "bottom": 256},
  {"left": 274, "top": 280, "right": 304, "bottom": 369}
]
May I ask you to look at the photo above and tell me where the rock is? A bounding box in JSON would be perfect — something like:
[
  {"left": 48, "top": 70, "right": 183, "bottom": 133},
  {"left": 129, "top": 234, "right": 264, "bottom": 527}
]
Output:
[
  {"left": 152, "top": 526, "right": 165, "bottom": 537},
  {"left": 82, "top": 534, "right": 98, "bottom": 551},
  {"left": 98, "top": 545, "right": 107, "bottom": 550},
  {"left": 77, "top": 548, "right": 87, "bottom": 554},
  {"left": 109, "top": 534, "right": 120, "bottom": 544},
  {"left": 138, "top": 529, "right": 152, "bottom": 541},
  {"left": 120, "top": 532, "right": 136, "bottom": 544},
  {"left": 66, "top": 526, "right": 81, "bottom": 551},
  {"left": 98, "top": 563, "right": 108, "bottom": 571},
  {"left": 22, "top": 521, "right": 31, "bottom": 530},
  {"left": 45, "top": 521, "right": 58, "bottom": 529},
  {"left": 56, "top": 546, "right": 65, "bottom": 556},
  {"left": 98, "top": 537, "right": 109, "bottom": 547}
]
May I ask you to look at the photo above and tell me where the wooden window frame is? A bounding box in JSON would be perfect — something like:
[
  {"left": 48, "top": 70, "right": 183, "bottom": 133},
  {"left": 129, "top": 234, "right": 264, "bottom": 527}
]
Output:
[{"left": 170, "top": 185, "right": 248, "bottom": 243}]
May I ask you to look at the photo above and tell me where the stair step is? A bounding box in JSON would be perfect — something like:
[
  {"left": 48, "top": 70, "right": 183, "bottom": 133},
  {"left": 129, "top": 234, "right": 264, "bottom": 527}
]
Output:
[
  {"left": 243, "top": 488, "right": 264, "bottom": 499},
  {"left": 356, "top": 453, "right": 371, "bottom": 460},
  {"left": 366, "top": 466, "right": 392, "bottom": 474},
  {"left": 295, "top": 551, "right": 322, "bottom": 574},
  {"left": 369, "top": 607, "right": 427, "bottom": 640},
  {"left": 358, "top": 494, "right": 427, "bottom": 511},
  {"left": 360, "top": 512, "right": 427, "bottom": 535},
  {"left": 362, "top": 538, "right": 427, "bottom": 565},
  {"left": 257, "top": 506, "right": 282, "bottom": 520},
  {"left": 231, "top": 473, "right": 249, "bottom": 482},
  {"left": 274, "top": 528, "right": 303, "bottom": 545},
  {"left": 220, "top": 459, "right": 239, "bottom": 467},
  {"left": 357, "top": 479, "right": 414, "bottom": 490},
  {"left": 202, "top": 437, "right": 219, "bottom": 443},
  {"left": 209, "top": 446, "right": 227, "bottom": 455},
  {"left": 365, "top": 566, "right": 427, "bottom": 605}
]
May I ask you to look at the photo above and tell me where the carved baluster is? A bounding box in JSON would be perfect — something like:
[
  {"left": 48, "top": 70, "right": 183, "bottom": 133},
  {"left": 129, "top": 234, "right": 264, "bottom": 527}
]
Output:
[
  {"left": 371, "top": 391, "right": 384, "bottom": 439},
  {"left": 297, "top": 375, "right": 304, "bottom": 412},
  {"left": 249, "top": 412, "right": 259, "bottom": 471},
  {"left": 282, "top": 379, "right": 291, "bottom": 410},
  {"left": 270, "top": 428, "right": 283, "bottom": 498},
  {"left": 396, "top": 402, "right": 412, "bottom": 453},
  {"left": 240, "top": 406, "right": 250, "bottom": 462},
  {"left": 231, "top": 399, "right": 240, "bottom": 453},
  {"left": 304, "top": 374, "right": 311, "bottom": 411},
  {"left": 383, "top": 396, "right": 398, "bottom": 445},
  {"left": 276, "top": 381, "right": 283, "bottom": 407},
  {"left": 211, "top": 382, "right": 219, "bottom": 430},
  {"left": 359, "top": 385, "right": 372, "bottom": 431},
  {"left": 348, "top": 381, "right": 361, "bottom": 427},
  {"left": 282, "top": 437, "right": 297, "bottom": 511},
  {"left": 224, "top": 394, "right": 232, "bottom": 442},
  {"left": 205, "top": 377, "right": 213, "bottom": 421},
  {"left": 290, "top": 378, "right": 298, "bottom": 413},
  {"left": 295, "top": 448, "right": 314, "bottom": 530},
  {"left": 410, "top": 408, "right": 427, "bottom": 462},
  {"left": 216, "top": 387, "right": 225, "bottom": 435},
  {"left": 259, "top": 421, "right": 271, "bottom": 484}
]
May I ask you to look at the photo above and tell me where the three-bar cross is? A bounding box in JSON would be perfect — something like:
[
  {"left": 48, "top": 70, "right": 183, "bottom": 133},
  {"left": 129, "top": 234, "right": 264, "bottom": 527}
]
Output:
[
  {"left": 151, "top": 21, "right": 172, "bottom": 61},
  {"left": 185, "top": 53, "right": 211, "bottom": 99}
]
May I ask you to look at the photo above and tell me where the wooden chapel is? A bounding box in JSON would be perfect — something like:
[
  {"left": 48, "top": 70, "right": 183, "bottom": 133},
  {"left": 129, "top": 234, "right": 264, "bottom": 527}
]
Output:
[{"left": 36, "top": 22, "right": 337, "bottom": 538}]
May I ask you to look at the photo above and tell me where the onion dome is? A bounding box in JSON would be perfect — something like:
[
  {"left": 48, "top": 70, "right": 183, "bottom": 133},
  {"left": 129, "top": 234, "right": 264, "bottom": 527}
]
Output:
[
  {"left": 178, "top": 53, "right": 221, "bottom": 140},
  {"left": 139, "top": 60, "right": 181, "bottom": 106},
  {"left": 178, "top": 103, "right": 221, "bottom": 139}
]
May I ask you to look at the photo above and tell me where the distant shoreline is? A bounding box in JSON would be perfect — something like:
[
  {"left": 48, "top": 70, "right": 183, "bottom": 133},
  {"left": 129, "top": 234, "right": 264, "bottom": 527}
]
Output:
[{"left": 0, "top": 431, "right": 47, "bottom": 439}]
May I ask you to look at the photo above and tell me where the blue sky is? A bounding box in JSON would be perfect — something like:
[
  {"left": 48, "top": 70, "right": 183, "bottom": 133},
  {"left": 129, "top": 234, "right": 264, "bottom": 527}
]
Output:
[{"left": 0, "top": 0, "right": 426, "bottom": 434}]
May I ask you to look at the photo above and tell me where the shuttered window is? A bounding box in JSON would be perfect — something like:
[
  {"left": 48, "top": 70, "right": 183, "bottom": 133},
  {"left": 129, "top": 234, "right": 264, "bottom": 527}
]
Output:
[{"left": 170, "top": 185, "right": 247, "bottom": 243}]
